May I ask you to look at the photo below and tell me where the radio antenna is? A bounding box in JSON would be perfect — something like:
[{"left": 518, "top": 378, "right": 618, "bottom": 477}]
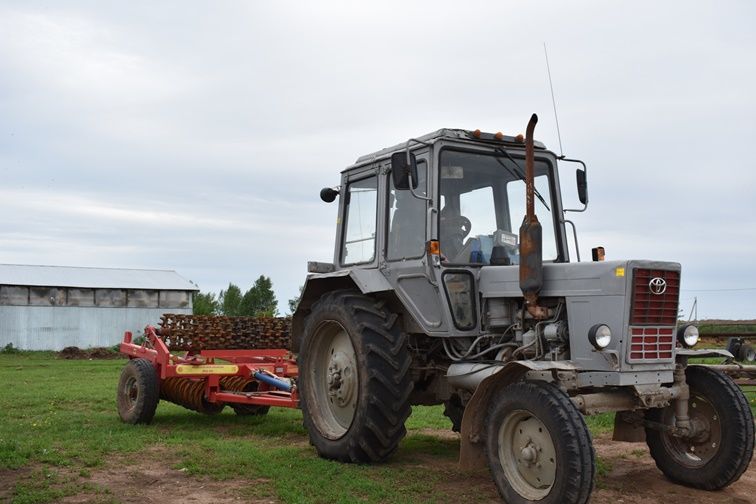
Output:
[{"left": 543, "top": 43, "right": 564, "bottom": 158}]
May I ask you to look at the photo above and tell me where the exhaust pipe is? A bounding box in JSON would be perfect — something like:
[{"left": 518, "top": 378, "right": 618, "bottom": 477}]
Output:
[{"left": 519, "top": 114, "right": 548, "bottom": 319}]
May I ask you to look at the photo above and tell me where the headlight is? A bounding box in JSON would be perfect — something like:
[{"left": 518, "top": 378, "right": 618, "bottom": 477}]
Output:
[
  {"left": 677, "top": 324, "right": 699, "bottom": 348},
  {"left": 588, "top": 324, "right": 612, "bottom": 349}
]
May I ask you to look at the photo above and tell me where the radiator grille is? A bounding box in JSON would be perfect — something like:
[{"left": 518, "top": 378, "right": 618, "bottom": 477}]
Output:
[
  {"left": 628, "top": 327, "right": 674, "bottom": 361},
  {"left": 630, "top": 269, "right": 680, "bottom": 325}
]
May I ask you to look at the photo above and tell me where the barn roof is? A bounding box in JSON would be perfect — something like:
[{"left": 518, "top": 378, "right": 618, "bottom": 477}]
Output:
[{"left": 0, "top": 264, "right": 199, "bottom": 291}]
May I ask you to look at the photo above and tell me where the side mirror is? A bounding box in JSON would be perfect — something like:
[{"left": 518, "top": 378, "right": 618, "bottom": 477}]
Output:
[
  {"left": 391, "top": 152, "right": 418, "bottom": 190},
  {"left": 320, "top": 187, "right": 339, "bottom": 203},
  {"left": 576, "top": 168, "right": 588, "bottom": 205}
]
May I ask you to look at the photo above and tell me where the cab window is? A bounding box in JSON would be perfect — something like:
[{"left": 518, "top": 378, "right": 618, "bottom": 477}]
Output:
[
  {"left": 388, "top": 160, "right": 427, "bottom": 260},
  {"left": 439, "top": 149, "right": 557, "bottom": 264},
  {"left": 342, "top": 175, "right": 378, "bottom": 265}
]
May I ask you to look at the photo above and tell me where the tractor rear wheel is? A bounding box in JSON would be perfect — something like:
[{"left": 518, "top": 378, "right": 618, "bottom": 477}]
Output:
[
  {"left": 299, "top": 290, "right": 412, "bottom": 462},
  {"left": 485, "top": 380, "right": 595, "bottom": 504},
  {"left": 645, "top": 365, "right": 754, "bottom": 489},
  {"left": 117, "top": 358, "right": 160, "bottom": 424}
]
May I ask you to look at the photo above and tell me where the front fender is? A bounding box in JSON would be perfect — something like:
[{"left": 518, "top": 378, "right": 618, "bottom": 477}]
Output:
[{"left": 458, "top": 360, "right": 579, "bottom": 470}]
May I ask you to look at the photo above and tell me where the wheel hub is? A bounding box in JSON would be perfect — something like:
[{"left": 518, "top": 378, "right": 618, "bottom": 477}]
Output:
[
  {"left": 499, "top": 411, "right": 556, "bottom": 500},
  {"left": 520, "top": 443, "right": 538, "bottom": 464},
  {"left": 662, "top": 394, "right": 722, "bottom": 467},
  {"left": 124, "top": 377, "right": 138, "bottom": 408},
  {"left": 327, "top": 352, "right": 355, "bottom": 407},
  {"left": 308, "top": 320, "right": 360, "bottom": 439}
]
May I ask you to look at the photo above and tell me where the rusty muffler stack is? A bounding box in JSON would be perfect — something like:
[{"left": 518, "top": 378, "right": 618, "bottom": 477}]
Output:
[
  {"left": 159, "top": 376, "right": 259, "bottom": 414},
  {"left": 519, "top": 113, "right": 548, "bottom": 319},
  {"left": 158, "top": 314, "right": 291, "bottom": 351}
]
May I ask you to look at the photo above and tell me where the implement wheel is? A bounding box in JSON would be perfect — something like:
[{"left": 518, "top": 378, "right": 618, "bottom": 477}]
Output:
[
  {"left": 645, "top": 366, "right": 754, "bottom": 489},
  {"left": 485, "top": 380, "right": 595, "bottom": 504},
  {"left": 299, "top": 290, "right": 412, "bottom": 463},
  {"left": 117, "top": 358, "right": 160, "bottom": 424},
  {"left": 232, "top": 381, "right": 270, "bottom": 416}
]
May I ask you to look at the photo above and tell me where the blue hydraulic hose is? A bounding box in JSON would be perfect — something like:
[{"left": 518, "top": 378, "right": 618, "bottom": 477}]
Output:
[{"left": 253, "top": 370, "right": 292, "bottom": 392}]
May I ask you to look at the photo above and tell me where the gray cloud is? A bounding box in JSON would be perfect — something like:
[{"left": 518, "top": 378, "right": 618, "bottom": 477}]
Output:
[{"left": 1, "top": 1, "right": 754, "bottom": 318}]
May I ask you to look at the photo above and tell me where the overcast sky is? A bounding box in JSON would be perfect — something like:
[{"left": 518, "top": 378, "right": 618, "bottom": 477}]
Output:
[{"left": 1, "top": 1, "right": 754, "bottom": 319}]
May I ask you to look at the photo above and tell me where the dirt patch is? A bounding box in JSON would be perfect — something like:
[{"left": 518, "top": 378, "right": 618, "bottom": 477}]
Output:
[
  {"left": 58, "top": 447, "right": 277, "bottom": 504},
  {"left": 400, "top": 429, "right": 756, "bottom": 504},
  {"left": 58, "top": 346, "right": 124, "bottom": 360},
  {"left": 0, "top": 467, "right": 31, "bottom": 502},
  {"left": 590, "top": 433, "right": 755, "bottom": 504},
  {"left": 14, "top": 430, "right": 754, "bottom": 503}
]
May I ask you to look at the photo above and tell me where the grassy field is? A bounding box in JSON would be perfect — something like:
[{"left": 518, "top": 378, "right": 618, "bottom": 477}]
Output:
[{"left": 0, "top": 351, "right": 753, "bottom": 504}]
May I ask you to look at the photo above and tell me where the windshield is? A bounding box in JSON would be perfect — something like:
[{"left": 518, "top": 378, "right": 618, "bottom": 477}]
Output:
[{"left": 438, "top": 149, "right": 558, "bottom": 265}]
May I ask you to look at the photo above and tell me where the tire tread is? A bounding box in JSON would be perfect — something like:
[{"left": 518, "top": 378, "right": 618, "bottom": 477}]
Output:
[
  {"left": 485, "top": 380, "right": 595, "bottom": 504},
  {"left": 300, "top": 290, "right": 412, "bottom": 463},
  {"left": 646, "top": 365, "right": 754, "bottom": 490}
]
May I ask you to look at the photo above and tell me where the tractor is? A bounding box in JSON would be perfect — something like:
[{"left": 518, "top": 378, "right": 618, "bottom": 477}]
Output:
[{"left": 291, "top": 114, "right": 754, "bottom": 503}]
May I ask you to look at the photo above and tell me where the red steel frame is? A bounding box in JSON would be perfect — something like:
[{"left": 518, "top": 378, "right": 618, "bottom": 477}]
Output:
[{"left": 120, "top": 326, "right": 299, "bottom": 409}]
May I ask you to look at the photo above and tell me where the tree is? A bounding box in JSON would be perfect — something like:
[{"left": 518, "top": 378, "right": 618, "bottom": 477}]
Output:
[
  {"left": 218, "top": 283, "right": 243, "bottom": 316},
  {"left": 193, "top": 291, "right": 218, "bottom": 315},
  {"left": 288, "top": 285, "right": 304, "bottom": 315},
  {"left": 239, "top": 275, "right": 279, "bottom": 317}
]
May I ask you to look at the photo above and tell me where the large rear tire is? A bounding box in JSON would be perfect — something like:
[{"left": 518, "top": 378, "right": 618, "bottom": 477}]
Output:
[
  {"left": 485, "top": 380, "right": 595, "bottom": 504},
  {"left": 299, "top": 290, "right": 412, "bottom": 462},
  {"left": 645, "top": 365, "right": 754, "bottom": 489},
  {"left": 117, "top": 358, "right": 160, "bottom": 424}
]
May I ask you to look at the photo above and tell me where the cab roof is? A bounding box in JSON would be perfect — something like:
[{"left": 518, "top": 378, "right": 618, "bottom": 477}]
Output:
[{"left": 347, "top": 128, "right": 548, "bottom": 172}]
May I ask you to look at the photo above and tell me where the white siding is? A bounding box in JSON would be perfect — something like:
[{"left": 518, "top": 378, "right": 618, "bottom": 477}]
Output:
[{"left": 0, "top": 306, "right": 192, "bottom": 350}]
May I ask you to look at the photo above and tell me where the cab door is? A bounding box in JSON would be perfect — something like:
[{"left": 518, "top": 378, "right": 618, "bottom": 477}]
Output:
[{"left": 381, "top": 152, "right": 448, "bottom": 333}]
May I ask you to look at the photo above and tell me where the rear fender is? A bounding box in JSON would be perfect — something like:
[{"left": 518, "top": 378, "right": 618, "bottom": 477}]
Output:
[{"left": 291, "top": 269, "right": 392, "bottom": 352}]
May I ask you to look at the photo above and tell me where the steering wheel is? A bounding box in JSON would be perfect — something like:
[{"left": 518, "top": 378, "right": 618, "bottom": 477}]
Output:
[
  {"left": 439, "top": 213, "right": 473, "bottom": 261},
  {"left": 458, "top": 216, "right": 472, "bottom": 239}
]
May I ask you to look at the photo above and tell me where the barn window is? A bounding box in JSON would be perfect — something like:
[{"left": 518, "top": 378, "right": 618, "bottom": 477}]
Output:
[
  {"left": 0, "top": 286, "right": 29, "bottom": 305},
  {"left": 95, "top": 289, "right": 127, "bottom": 307},
  {"left": 29, "top": 287, "right": 65, "bottom": 306},
  {"left": 128, "top": 290, "right": 159, "bottom": 308},
  {"left": 159, "top": 290, "right": 190, "bottom": 308},
  {"left": 67, "top": 288, "right": 95, "bottom": 306}
]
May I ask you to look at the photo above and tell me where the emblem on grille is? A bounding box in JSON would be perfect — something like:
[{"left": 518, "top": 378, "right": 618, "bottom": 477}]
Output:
[{"left": 648, "top": 277, "right": 667, "bottom": 295}]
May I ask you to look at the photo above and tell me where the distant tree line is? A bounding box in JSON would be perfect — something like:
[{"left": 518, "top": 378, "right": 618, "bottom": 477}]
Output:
[{"left": 192, "top": 275, "right": 302, "bottom": 317}]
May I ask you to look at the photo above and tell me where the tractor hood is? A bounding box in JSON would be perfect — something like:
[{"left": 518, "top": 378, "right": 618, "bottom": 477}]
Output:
[{"left": 479, "top": 260, "right": 680, "bottom": 299}]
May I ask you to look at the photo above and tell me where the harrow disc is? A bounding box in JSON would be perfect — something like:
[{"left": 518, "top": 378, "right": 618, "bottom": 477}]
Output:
[
  {"left": 158, "top": 314, "right": 291, "bottom": 351},
  {"left": 159, "top": 376, "right": 264, "bottom": 414}
]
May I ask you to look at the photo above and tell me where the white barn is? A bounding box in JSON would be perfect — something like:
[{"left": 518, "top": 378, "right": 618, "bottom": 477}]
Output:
[{"left": 0, "top": 264, "right": 198, "bottom": 350}]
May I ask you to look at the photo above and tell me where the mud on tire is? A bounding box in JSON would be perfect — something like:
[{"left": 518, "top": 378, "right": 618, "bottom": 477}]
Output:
[
  {"left": 117, "top": 358, "right": 160, "bottom": 424},
  {"left": 645, "top": 365, "right": 755, "bottom": 490},
  {"left": 299, "top": 290, "right": 412, "bottom": 463},
  {"left": 485, "top": 380, "right": 595, "bottom": 504}
]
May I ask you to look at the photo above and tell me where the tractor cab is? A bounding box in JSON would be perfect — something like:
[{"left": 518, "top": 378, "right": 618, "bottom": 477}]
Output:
[{"left": 314, "top": 125, "right": 586, "bottom": 338}]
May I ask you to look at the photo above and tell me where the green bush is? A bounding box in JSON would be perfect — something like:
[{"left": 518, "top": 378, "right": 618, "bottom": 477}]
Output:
[{"left": 1, "top": 342, "right": 20, "bottom": 354}]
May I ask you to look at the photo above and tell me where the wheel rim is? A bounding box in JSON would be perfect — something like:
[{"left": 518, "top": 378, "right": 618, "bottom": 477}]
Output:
[
  {"left": 498, "top": 409, "right": 557, "bottom": 500},
  {"left": 122, "top": 375, "right": 139, "bottom": 411},
  {"left": 660, "top": 392, "right": 722, "bottom": 467},
  {"left": 308, "top": 320, "right": 358, "bottom": 439}
]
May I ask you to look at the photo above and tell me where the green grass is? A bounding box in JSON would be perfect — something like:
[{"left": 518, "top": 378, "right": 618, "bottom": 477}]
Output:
[
  {"left": 0, "top": 353, "right": 470, "bottom": 503},
  {"left": 698, "top": 322, "right": 756, "bottom": 334},
  {"left": 1, "top": 352, "right": 754, "bottom": 503}
]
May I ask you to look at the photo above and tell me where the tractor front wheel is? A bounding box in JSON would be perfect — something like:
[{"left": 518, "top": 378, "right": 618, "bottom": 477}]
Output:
[
  {"left": 645, "top": 365, "right": 754, "bottom": 489},
  {"left": 485, "top": 380, "right": 595, "bottom": 504},
  {"left": 299, "top": 290, "right": 412, "bottom": 463}
]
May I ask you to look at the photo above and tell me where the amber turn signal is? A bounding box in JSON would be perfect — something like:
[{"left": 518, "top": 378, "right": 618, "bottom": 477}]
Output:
[{"left": 427, "top": 240, "right": 440, "bottom": 256}]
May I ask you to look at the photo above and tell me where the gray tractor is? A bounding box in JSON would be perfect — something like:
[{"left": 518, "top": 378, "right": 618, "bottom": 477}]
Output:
[{"left": 292, "top": 114, "right": 754, "bottom": 504}]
